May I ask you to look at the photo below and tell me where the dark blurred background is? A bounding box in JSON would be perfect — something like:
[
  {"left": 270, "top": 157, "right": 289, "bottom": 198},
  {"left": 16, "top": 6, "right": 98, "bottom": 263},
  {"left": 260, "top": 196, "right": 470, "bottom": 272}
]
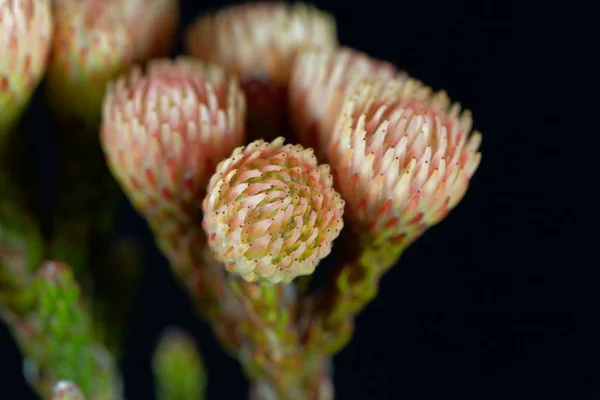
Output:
[{"left": 2, "top": 1, "right": 594, "bottom": 399}]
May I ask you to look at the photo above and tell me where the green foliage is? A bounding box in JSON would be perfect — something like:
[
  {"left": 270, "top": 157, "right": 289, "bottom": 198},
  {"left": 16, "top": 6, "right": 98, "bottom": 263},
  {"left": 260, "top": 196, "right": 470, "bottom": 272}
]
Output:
[{"left": 31, "top": 262, "right": 121, "bottom": 399}]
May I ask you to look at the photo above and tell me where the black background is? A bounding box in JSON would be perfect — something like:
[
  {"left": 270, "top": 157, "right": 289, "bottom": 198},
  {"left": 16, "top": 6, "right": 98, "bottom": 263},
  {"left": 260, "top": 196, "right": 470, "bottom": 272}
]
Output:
[{"left": 1, "top": 1, "right": 594, "bottom": 399}]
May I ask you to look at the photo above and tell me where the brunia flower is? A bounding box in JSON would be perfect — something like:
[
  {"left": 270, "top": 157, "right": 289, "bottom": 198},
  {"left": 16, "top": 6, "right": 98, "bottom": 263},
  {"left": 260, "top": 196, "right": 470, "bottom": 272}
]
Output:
[
  {"left": 185, "top": 1, "right": 337, "bottom": 87},
  {"left": 0, "top": 0, "right": 52, "bottom": 134},
  {"left": 329, "top": 78, "right": 482, "bottom": 248},
  {"left": 289, "top": 46, "right": 427, "bottom": 161},
  {"left": 101, "top": 57, "right": 246, "bottom": 223},
  {"left": 46, "top": 0, "right": 178, "bottom": 129},
  {"left": 203, "top": 137, "right": 345, "bottom": 285}
]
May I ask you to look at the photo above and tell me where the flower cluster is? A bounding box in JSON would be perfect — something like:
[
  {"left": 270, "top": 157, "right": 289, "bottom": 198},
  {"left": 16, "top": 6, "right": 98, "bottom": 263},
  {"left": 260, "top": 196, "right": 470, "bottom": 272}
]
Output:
[{"left": 1, "top": 1, "right": 484, "bottom": 399}]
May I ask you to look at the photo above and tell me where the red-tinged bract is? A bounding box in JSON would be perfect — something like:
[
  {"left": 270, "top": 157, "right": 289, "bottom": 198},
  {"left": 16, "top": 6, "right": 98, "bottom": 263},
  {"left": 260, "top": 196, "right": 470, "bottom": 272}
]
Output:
[
  {"left": 329, "top": 79, "right": 482, "bottom": 248},
  {"left": 101, "top": 57, "right": 246, "bottom": 223},
  {"left": 0, "top": 0, "right": 52, "bottom": 135},
  {"left": 203, "top": 137, "right": 345, "bottom": 285}
]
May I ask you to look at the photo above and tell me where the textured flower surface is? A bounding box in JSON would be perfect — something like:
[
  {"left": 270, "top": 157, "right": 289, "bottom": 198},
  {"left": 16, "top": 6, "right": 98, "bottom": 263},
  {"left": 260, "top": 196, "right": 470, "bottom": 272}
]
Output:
[
  {"left": 289, "top": 46, "right": 409, "bottom": 160},
  {"left": 329, "top": 79, "right": 482, "bottom": 246},
  {"left": 186, "top": 1, "right": 337, "bottom": 87},
  {"left": 101, "top": 57, "right": 246, "bottom": 222},
  {"left": 203, "top": 137, "right": 345, "bottom": 284},
  {"left": 0, "top": 0, "right": 52, "bottom": 134},
  {"left": 46, "top": 0, "right": 178, "bottom": 129}
]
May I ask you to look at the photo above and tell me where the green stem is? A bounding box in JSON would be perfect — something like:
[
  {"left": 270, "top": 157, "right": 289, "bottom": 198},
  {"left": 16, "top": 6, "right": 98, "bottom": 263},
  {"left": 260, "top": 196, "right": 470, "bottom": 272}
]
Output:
[{"left": 303, "top": 227, "right": 405, "bottom": 356}]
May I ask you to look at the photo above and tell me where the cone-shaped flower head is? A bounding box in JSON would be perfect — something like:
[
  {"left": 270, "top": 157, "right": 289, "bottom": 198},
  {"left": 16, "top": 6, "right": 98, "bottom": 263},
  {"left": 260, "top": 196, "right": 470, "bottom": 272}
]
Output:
[
  {"left": 0, "top": 0, "right": 52, "bottom": 135},
  {"left": 101, "top": 57, "right": 246, "bottom": 223},
  {"left": 46, "top": 0, "right": 178, "bottom": 130},
  {"left": 329, "top": 79, "right": 482, "bottom": 248},
  {"left": 186, "top": 2, "right": 337, "bottom": 87},
  {"left": 203, "top": 137, "right": 345, "bottom": 285},
  {"left": 289, "top": 46, "right": 420, "bottom": 160}
]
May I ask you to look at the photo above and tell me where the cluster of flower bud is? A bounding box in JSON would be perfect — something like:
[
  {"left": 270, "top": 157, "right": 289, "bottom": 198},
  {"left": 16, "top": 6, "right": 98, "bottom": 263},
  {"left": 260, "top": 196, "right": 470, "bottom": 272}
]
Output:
[{"left": 100, "top": 2, "right": 482, "bottom": 285}]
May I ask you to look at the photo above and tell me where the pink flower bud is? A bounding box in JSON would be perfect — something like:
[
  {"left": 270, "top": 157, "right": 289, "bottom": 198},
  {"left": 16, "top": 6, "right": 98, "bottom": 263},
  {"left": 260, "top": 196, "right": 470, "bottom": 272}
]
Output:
[
  {"left": 101, "top": 57, "right": 246, "bottom": 222},
  {"left": 329, "top": 79, "right": 482, "bottom": 246},
  {"left": 203, "top": 137, "right": 345, "bottom": 284}
]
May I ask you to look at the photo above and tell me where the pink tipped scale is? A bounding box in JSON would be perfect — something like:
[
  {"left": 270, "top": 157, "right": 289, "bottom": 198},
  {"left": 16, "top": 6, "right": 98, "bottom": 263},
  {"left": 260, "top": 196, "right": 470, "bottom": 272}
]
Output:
[
  {"left": 186, "top": 2, "right": 338, "bottom": 142},
  {"left": 101, "top": 57, "right": 247, "bottom": 224},
  {"left": 289, "top": 47, "right": 428, "bottom": 161},
  {"left": 329, "top": 78, "right": 482, "bottom": 248}
]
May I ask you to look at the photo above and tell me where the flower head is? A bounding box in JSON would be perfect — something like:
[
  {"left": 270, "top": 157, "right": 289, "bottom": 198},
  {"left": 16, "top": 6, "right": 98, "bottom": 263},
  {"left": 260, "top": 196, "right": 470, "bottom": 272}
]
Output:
[
  {"left": 46, "top": 0, "right": 178, "bottom": 130},
  {"left": 186, "top": 2, "right": 337, "bottom": 142},
  {"left": 203, "top": 137, "right": 345, "bottom": 285},
  {"left": 186, "top": 2, "right": 337, "bottom": 87},
  {"left": 329, "top": 79, "right": 482, "bottom": 248},
  {"left": 289, "top": 47, "right": 415, "bottom": 160},
  {"left": 0, "top": 0, "right": 52, "bottom": 135},
  {"left": 101, "top": 57, "right": 246, "bottom": 223}
]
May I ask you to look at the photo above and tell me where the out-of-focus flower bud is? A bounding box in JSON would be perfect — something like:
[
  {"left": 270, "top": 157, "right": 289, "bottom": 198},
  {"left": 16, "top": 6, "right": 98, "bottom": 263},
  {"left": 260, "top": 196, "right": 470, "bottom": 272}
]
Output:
[
  {"left": 101, "top": 57, "right": 246, "bottom": 223},
  {"left": 329, "top": 79, "right": 482, "bottom": 249},
  {"left": 203, "top": 137, "right": 345, "bottom": 285},
  {"left": 46, "top": 0, "right": 178, "bottom": 130},
  {"left": 0, "top": 0, "right": 52, "bottom": 135},
  {"left": 186, "top": 2, "right": 338, "bottom": 142},
  {"left": 186, "top": 2, "right": 336, "bottom": 87}
]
